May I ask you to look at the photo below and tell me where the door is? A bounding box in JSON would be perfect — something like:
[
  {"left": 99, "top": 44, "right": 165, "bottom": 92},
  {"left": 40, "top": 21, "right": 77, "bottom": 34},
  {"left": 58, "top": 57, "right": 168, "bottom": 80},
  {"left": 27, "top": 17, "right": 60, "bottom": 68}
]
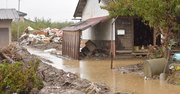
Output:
[
  {"left": 0, "top": 28, "right": 9, "bottom": 48},
  {"left": 115, "top": 17, "right": 133, "bottom": 51}
]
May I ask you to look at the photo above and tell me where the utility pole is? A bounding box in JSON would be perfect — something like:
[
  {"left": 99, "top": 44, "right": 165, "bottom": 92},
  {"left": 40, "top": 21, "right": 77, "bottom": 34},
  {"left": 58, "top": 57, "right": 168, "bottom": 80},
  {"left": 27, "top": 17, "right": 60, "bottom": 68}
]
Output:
[
  {"left": 6, "top": 0, "right": 8, "bottom": 8},
  {"left": 111, "top": 16, "right": 118, "bottom": 69},
  {"left": 17, "top": 0, "right": 20, "bottom": 41}
]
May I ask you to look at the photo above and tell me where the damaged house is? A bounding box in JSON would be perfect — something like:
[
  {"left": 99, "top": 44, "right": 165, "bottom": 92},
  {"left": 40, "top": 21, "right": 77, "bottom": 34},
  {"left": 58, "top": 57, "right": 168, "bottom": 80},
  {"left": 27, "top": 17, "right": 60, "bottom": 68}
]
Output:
[
  {"left": 0, "top": 9, "right": 19, "bottom": 48},
  {"left": 62, "top": 0, "right": 160, "bottom": 59}
]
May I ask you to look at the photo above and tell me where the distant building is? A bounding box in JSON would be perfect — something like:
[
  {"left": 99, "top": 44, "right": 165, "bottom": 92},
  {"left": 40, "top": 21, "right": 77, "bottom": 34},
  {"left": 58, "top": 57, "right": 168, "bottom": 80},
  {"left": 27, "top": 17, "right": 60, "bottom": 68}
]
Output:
[
  {"left": 0, "top": 9, "right": 19, "bottom": 48},
  {"left": 17, "top": 11, "right": 27, "bottom": 22}
]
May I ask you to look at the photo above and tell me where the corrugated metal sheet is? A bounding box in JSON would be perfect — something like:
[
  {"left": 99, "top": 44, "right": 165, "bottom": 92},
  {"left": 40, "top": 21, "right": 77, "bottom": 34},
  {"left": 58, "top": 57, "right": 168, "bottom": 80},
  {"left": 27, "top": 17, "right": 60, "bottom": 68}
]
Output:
[
  {"left": 0, "top": 9, "right": 19, "bottom": 20},
  {"left": 62, "top": 16, "right": 108, "bottom": 31}
]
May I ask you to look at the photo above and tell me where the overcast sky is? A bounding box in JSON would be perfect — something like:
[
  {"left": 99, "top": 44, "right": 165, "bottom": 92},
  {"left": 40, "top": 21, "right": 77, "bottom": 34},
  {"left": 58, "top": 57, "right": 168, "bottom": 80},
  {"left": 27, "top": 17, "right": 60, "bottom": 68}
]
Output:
[{"left": 0, "top": 0, "right": 79, "bottom": 22}]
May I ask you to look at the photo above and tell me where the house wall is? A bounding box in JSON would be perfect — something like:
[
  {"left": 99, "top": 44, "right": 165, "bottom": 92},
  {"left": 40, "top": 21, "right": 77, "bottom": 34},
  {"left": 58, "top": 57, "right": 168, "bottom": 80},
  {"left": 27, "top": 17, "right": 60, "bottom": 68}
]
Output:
[
  {"left": 0, "top": 19, "right": 12, "bottom": 48},
  {"left": 81, "top": 0, "right": 115, "bottom": 41},
  {"left": 82, "top": 0, "right": 109, "bottom": 20},
  {"left": 80, "top": 0, "right": 116, "bottom": 55}
]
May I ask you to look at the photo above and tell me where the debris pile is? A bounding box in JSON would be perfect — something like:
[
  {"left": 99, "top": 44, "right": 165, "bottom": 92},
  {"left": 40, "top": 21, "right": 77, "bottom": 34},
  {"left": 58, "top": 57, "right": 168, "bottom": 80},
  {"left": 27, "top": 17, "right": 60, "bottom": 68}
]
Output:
[
  {"left": 167, "top": 70, "right": 180, "bottom": 85},
  {"left": 38, "top": 62, "right": 113, "bottom": 94},
  {"left": 0, "top": 44, "right": 36, "bottom": 64},
  {"left": 80, "top": 40, "right": 109, "bottom": 58},
  {"left": 20, "top": 27, "right": 63, "bottom": 46},
  {"left": 114, "top": 63, "right": 144, "bottom": 76}
]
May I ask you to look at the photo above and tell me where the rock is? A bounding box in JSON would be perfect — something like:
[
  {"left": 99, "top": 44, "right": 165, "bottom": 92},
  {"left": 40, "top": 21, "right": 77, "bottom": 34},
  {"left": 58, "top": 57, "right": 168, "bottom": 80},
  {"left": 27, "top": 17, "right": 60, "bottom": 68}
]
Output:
[{"left": 30, "top": 88, "right": 39, "bottom": 94}]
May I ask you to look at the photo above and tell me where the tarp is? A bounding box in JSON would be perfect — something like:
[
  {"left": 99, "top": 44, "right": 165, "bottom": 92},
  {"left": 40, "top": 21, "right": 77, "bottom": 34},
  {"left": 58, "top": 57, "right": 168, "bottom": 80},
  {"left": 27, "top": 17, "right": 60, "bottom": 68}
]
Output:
[{"left": 62, "top": 16, "right": 109, "bottom": 31}]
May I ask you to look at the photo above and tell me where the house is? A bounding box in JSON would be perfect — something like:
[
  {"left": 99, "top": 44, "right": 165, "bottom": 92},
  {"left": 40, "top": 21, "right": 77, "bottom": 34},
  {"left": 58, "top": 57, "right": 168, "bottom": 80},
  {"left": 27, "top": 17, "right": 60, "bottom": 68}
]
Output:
[
  {"left": 0, "top": 9, "right": 19, "bottom": 48},
  {"left": 62, "top": 0, "right": 159, "bottom": 59},
  {"left": 16, "top": 11, "right": 27, "bottom": 22}
]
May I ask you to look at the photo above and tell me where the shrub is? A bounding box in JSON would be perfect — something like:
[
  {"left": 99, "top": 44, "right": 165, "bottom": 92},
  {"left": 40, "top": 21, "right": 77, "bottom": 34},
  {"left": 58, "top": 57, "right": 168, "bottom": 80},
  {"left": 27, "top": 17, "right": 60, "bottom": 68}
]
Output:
[{"left": 0, "top": 60, "right": 43, "bottom": 93}]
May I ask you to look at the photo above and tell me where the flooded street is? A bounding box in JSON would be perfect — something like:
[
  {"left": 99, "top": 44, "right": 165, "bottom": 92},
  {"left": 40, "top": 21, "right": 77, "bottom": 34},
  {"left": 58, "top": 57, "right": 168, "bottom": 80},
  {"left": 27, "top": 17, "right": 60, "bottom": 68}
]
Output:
[{"left": 27, "top": 47, "right": 180, "bottom": 94}]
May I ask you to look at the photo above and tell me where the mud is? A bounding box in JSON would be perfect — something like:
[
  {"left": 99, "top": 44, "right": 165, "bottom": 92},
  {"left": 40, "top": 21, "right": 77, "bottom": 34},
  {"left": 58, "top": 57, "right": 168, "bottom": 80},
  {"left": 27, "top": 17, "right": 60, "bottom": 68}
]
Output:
[
  {"left": 113, "top": 63, "right": 144, "bottom": 76},
  {"left": 26, "top": 48, "right": 180, "bottom": 94},
  {"left": 30, "top": 43, "right": 62, "bottom": 51},
  {"left": 0, "top": 44, "right": 119, "bottom": 94},
  {"left": 0, "top": 44, "right": 38, "bottom": 64},
  {"left": 38, "top": 62, "right": 113, "bottom": 94}
]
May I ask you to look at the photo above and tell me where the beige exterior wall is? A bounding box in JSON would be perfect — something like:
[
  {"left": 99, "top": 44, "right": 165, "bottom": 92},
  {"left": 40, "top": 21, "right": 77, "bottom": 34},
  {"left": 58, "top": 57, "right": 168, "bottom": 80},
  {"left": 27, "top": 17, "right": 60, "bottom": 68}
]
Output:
[{"left": 0, "top": 19, "right": 12, "bottom": 46}]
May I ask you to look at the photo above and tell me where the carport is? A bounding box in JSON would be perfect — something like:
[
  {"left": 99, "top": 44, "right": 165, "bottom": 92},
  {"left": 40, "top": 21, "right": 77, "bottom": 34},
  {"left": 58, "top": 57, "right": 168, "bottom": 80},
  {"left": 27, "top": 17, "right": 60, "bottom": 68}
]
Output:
[
  {"left": 0, "top": 9, "right": 18, "bottom": 48},
  {"left": 62, "top": 16, "right": 108, "bottom": 59}
]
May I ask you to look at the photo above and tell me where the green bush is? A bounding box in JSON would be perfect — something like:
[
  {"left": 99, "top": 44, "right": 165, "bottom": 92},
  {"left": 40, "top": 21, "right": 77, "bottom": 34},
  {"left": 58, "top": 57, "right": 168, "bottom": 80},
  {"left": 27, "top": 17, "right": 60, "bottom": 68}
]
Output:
[{"left": 0, "top": 61, "right": 43, "bottom": 93}]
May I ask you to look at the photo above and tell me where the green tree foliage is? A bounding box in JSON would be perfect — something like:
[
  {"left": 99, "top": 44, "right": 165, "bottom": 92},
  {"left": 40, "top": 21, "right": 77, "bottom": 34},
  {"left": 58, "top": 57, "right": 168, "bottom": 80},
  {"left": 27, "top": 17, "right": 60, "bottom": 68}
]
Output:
[
  {"left": 0, "top": 60, "right": 43, "bottom": 93},
  {"left": 11, "top": 21, "right": 29, "bottom": 41},
  {"left": 103, "top": 0, "right": 180, "bottom": 57},
  {"left": 11, "top": 18, "right": 74, "bottom": 41}
]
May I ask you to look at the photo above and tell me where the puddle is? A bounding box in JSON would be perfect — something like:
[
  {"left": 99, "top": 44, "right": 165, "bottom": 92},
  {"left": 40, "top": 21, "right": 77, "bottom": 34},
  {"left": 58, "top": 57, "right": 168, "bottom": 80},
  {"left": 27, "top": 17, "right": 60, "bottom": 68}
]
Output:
[{"left": 27, "top": 47, "right": 180, "bottom": 94}]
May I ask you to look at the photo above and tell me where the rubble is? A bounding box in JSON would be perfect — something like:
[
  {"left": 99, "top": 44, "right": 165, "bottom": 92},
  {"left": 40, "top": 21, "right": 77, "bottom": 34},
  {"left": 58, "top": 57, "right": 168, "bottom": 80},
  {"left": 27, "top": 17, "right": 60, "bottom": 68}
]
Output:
[
  {"left": 80, "top": 40, "right": 109, "bottom": 58},
  {"left": 20, "top": 27, "right": 63, "bottom": 47},
  {"left": 167, "top": 70, "right": 180, "bottom": 85}
]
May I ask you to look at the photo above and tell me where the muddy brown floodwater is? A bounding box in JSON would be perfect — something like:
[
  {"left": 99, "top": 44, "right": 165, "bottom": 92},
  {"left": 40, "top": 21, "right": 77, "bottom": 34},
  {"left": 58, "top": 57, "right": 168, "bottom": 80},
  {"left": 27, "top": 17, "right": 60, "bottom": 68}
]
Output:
[{"left": 27, "top": 47, "right": 180, "bottom": 94}]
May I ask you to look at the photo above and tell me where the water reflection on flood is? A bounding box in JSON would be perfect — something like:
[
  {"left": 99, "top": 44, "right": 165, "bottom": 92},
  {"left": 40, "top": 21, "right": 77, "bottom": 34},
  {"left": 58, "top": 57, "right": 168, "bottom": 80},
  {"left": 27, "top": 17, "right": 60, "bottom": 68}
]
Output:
[{"left": 27, "top": 47, "right": 180, "bottom": 94}]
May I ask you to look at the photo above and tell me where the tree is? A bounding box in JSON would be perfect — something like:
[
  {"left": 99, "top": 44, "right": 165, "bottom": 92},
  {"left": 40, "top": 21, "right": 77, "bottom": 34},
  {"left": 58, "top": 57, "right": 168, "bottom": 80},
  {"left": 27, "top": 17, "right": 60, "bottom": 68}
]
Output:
[{"left": 103, "top": 0, "right": 180, "bottom": 58}]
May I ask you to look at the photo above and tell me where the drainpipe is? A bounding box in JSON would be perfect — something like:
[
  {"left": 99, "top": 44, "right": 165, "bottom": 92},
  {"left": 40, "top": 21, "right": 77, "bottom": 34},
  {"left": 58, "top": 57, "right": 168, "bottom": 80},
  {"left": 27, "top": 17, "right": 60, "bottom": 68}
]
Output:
[{"left": 111, "top": 16, "right": 118, "bottom": 69}]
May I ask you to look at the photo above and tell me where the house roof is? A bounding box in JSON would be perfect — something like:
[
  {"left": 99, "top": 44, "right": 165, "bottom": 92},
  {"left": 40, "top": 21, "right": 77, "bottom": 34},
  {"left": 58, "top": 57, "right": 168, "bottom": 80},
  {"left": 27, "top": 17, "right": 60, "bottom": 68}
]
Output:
[
  {"left": 0, "top": 9, "right": 19, "bottom": 20},
  {"left": 62, "top": 16, "right": 109, "bottom": 31},
  {"left": 73, "top": 0, "right": 112, "bottom": 18},
  {"left": 17, "top": 11, "right": 27, "bottom": 16},
  {"left": 73, "top": 0, "right": 87, "bottom": 18}
]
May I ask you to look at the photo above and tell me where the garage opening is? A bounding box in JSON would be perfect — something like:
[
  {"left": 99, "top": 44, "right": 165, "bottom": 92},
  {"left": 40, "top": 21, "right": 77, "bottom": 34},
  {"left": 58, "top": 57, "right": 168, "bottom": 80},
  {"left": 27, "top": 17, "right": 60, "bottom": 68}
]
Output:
[{"left": 0, "top": 28, "right": 9, "bottom": 48}]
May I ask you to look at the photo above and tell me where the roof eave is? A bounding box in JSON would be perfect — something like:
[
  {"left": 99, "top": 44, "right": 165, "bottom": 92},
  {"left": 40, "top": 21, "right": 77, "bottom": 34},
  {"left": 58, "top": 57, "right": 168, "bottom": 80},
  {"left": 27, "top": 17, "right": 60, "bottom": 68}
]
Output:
[{"left": 73, "top": 0, "right": 87, "bottom": 18}]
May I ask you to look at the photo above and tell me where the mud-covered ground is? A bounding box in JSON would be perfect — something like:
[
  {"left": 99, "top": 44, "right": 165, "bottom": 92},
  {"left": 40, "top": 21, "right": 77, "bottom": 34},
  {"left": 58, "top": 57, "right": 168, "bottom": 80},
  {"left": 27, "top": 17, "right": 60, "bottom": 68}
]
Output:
[
  {"left": 0, "top": 44, "right": 128, "bottom": 94},
  {"left": 113, "top": 63, "right": 144, "bottom": 76},
  {"left": 30, "top": 43, "right": 62, "bottom": 51}
]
